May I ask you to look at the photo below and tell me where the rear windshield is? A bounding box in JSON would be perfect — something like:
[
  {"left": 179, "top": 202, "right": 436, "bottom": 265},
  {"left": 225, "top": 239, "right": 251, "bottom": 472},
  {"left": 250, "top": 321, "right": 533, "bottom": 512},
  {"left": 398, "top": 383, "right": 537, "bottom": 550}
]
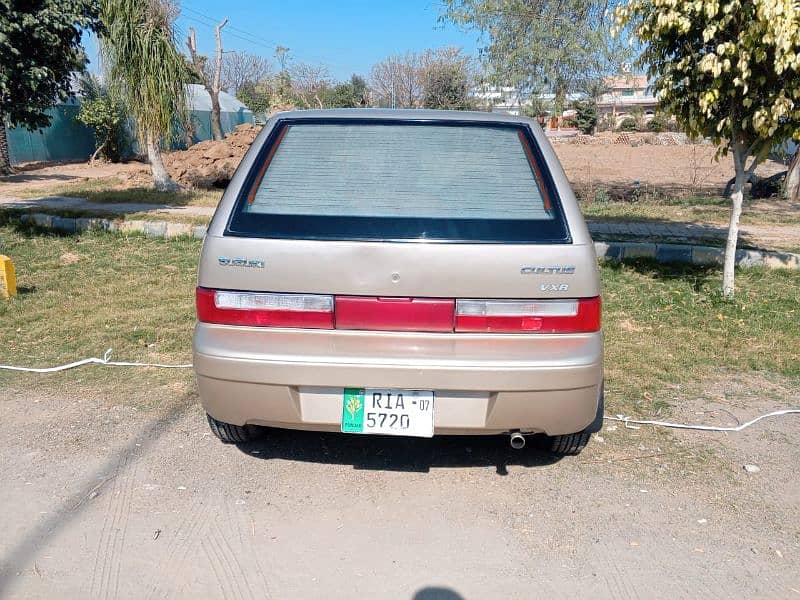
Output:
[{"left": 226, "top": 120, "right": 570, "bottom": 243}]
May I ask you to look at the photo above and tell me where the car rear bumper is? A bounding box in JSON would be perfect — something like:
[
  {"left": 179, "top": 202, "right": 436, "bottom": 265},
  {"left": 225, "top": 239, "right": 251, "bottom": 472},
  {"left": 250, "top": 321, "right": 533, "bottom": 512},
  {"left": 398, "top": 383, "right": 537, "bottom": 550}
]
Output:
[{"left": 193, "top": 323, "right": 603, "bottom": 436}]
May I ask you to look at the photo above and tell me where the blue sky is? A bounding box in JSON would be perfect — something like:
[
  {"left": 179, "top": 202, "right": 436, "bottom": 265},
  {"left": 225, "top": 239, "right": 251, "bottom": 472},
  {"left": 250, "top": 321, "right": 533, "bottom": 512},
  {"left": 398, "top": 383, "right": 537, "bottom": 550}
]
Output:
[{"left": 85, "top": 1, "right": 481, "bottom": 81}]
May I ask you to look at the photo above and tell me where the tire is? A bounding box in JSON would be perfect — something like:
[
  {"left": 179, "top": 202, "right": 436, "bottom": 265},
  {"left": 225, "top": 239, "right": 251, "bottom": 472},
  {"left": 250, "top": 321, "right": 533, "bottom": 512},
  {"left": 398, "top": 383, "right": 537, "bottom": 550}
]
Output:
[
  {"left": 206, "top": 413, "right": 259, "bottom": 444},
  {"left": 546, "top": 431, "right": 591, "bottom": 456}
]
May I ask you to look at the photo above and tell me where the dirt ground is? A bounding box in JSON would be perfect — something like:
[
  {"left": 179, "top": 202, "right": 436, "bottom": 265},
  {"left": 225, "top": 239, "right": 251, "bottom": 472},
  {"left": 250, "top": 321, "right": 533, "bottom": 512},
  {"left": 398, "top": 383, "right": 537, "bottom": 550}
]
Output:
[
  {"left": 0, "top": 378, "right": 798, "bottom": 599},
  {"left": 552, "top": 143, "right": 787, "bottom": 197},
  {"left": 0, "top": 140, "right": 789, "bottom": 200},
  {"left": 0, "top": 161, "right": 148, "bottom": 196}
]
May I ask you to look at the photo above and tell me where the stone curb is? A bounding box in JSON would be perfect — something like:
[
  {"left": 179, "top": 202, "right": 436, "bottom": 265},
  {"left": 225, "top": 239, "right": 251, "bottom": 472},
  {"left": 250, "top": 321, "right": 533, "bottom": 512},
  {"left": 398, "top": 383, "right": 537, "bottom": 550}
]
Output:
[
  {"left": 18, "top": 213, "right": 208, "bottom": 240},
  {"left": 594, "top": 241, "right": 800, "bottom": 270},
  {"left": 12, "top": 213, "right": 800, "bottom": 270}
]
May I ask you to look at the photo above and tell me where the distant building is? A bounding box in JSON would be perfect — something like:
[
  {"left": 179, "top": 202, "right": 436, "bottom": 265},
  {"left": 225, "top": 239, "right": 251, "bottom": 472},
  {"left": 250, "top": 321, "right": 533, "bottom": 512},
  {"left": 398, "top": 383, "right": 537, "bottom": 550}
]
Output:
[
  {"left": 470, "top": 86, "right": 526, "bottom": 115},
  {"left": 597, "top": 75, "right": 659, "bottom": 127},
  {"left": 470, "top": 75, "right": 661, "bottom": 131},
  {"left": 470, "top": 85, "right": 582, "bottom": 129}
]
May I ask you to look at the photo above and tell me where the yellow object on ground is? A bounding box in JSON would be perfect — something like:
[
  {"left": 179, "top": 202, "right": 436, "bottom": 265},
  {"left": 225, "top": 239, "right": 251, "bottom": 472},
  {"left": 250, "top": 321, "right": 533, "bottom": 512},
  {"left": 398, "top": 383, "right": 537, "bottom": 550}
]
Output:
[{"left": 0, "top": 255, "right": 17, "bottom": 298}]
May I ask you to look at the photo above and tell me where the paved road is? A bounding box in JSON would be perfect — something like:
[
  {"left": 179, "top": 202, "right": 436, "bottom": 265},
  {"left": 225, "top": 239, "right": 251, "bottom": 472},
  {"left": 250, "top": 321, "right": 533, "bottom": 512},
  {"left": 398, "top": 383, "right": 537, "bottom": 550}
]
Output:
[{"left": 1, "top": 387, "right": 798, "bottom": 599}]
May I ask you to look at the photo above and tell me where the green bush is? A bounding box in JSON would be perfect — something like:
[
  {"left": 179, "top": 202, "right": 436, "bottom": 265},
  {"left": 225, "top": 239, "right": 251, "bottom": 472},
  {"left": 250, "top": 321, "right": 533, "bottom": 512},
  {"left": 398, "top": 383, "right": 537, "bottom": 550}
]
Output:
[
  {"left": 75, "top": 74, "right": 126, "bottom": 162},
  {"left": 618, "top": 117, "right": 637, "bottom": 132},
  {"left": 573, "top": 100, "right": 598, "bottom": 134},
  {"left": 647, "top": 115, "right": 668, "bottom": 132}
]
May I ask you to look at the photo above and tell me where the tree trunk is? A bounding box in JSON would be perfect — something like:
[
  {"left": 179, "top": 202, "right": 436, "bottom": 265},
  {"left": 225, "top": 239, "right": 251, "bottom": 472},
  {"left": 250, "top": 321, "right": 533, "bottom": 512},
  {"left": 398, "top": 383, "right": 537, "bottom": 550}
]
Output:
[
  {"left": 89, "top": 138, "right": 108, "bottom": 164},
  {"left": 723, "top": 148, "right": 746, "bottom": 298},
  {"left": 187, "top": 21, "right": 227, "bottom": 142},
  {"left": 786, "top": 146, "right": 800, "bottom": 203},
  {"left": 0, "top": 115, "right": 13, "bottom": 175},
  {"left": 145, "top": 132, "right": 180, "bottom": 191},
  {"left": 209, "top": 18, "right": 228, "bottom": 141},
  {"left": 209, "top": 92, "right": 223, "bottom": 141}
]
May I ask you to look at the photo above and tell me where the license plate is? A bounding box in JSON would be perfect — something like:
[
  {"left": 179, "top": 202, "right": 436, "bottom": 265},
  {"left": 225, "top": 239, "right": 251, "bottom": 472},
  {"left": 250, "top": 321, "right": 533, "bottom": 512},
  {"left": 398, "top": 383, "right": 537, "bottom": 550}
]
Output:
[{"left": 341, "top": 388, "right": 434, "bottom": 438}]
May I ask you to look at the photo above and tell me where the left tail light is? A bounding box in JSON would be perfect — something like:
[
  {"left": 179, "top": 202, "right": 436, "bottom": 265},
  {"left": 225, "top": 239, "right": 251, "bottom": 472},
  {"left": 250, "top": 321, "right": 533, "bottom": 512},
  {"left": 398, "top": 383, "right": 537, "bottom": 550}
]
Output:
[{"left": 196, "top": 287, "right": 334, "bottom": 329}]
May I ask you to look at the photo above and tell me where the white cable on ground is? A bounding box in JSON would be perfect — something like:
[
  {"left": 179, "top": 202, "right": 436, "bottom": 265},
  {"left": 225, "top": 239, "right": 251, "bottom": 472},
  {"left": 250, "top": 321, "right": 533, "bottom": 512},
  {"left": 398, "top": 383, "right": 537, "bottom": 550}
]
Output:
[
  {"left": 1, "top": 350, "right": 798, "bottom": 433},
  {"left": 0, "top": 349, "right": 192, "bottom": 373},
  {"left": 604, "top": 410, "right": 800, "bottom": 432}
]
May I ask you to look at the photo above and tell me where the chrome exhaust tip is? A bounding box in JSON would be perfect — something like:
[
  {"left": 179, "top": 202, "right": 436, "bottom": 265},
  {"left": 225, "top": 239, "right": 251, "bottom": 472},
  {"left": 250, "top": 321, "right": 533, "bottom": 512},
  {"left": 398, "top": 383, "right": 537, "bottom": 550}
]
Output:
[{"left": 509, "top": 432, "right": 526, "bottom": 450}]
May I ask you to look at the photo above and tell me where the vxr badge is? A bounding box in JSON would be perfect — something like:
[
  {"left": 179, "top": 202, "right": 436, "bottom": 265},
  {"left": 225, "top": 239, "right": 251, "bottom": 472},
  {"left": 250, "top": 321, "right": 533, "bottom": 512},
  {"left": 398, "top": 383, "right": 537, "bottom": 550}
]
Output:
[{"left": 541, "top": 283, "right": 569, "bottom": 292}]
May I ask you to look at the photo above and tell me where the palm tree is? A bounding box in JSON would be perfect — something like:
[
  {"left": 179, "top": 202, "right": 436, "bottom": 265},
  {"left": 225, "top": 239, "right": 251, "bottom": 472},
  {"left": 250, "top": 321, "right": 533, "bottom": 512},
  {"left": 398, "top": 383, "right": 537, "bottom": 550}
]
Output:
[{"left": 99, "top": 0, "right": 188, "bottom": 190}]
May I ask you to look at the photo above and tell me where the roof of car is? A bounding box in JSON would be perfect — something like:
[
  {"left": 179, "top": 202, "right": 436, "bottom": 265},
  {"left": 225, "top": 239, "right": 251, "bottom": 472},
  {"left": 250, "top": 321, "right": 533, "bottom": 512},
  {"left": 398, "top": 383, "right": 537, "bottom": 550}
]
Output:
[{"left": 269, "top": 108, "right": 533, "bottom": 125}]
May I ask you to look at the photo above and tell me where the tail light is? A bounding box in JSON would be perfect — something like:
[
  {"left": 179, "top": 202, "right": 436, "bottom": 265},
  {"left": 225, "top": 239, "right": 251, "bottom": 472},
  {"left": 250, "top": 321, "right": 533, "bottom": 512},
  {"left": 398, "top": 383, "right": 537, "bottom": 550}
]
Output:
[
  {"left": 197, "top": 287, "right": 600, "bottom": 334},
  {"left": 196, "top": 287, "right": 333, "bottom": 329},
  {"left": 455, "top": 297, "right": 601, "bottom": 333}
]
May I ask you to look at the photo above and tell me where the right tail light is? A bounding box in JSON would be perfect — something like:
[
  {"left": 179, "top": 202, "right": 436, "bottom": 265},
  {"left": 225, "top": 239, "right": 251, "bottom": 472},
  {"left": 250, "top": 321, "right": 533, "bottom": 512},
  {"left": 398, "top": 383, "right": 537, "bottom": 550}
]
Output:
[{"left": 455, "top": 297, "right": 601, "bottom": 333}]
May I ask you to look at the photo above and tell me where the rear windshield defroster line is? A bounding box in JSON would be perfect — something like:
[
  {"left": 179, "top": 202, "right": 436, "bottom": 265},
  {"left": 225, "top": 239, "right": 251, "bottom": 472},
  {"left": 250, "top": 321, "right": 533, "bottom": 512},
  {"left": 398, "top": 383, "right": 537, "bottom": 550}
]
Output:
[{"left": 226, "top": 118, "right": 571, "bottom": 244}]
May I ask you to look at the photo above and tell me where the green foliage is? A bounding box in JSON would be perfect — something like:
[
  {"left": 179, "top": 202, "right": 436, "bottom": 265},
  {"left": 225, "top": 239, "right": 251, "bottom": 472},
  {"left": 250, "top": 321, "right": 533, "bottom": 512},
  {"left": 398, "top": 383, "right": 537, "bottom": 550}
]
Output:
[
  {"left": 236, "top": 81, "right": 272, "bottom": 116},
  {"left": 647, "top": 115, "right": 668, "bottom": 133},
  {"left": 522, "top": 98, "right": 552, "bottom": 120},
  {"left": 442, "top": 1, "right": 629, "bottom": 106},
  {"left": 614, "top": 0, "right": 800, "bottom": 162},
  {"left": 615, "top": 0, "right": 800, "bottom": 295},
  {"left": 597, "top": 112, "right": 616, "bottom": 132},
  {"left": 99, "top": 0, "right": 189, "bottom": 145},
  {"left": 0, "top": 0, "right": 101, "bottom": 129},
  {"left": 321, "top": 75, "right": 368, "bottom": 108},
  {"left": 629, "top": 106, "right": 645, "bottom": 131},
  {"left": 573, "top": 100, "right": 599, "bottom": 134},
  {"left": 421, "top": 61, "right": 474, "bottom": 110},
  {"left": 618, "top": 117, "right": 637, "bottom": 132},
  {"left": 75, "top": 74, "right": 126, "bottom": 162}
]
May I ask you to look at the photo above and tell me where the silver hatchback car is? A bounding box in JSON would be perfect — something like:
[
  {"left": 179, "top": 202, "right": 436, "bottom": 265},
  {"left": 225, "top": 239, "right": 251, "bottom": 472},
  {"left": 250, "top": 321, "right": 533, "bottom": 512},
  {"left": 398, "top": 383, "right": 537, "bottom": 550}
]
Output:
[{"left": 194, "top": 109, "right": 603, "bottom": 455}]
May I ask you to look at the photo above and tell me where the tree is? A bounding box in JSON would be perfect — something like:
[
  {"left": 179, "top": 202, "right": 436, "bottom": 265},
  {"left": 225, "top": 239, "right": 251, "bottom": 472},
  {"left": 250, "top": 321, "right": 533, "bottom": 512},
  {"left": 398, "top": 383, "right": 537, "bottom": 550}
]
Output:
[
  {"left": 76, "top": 73, "right": 126, "bottom": 162},
  {"left": 321, "top": 75, "right": 368, "bottom": 108},
  {"left": 646, "top": 115, "right": 668, "bottom": 133},
  {"left": 370, "top": 52, "right": 425, "bottom": 108},
  {"left": 219, "top": 52, "right": 273, "bottom": 95},
  {"left": 615, "top": 0, "right": 800, "bottom": 298},
  {"left": 787, "top": 148, "right": 800, "bottom": 202},
  {"left": 187, "top": 18, "right": 228, "bottom": 141},
  {"left": 420, "top": 48, "right": 476, "bottom": 110},
  {"left": 236, "top": 80, "right": 272, "bottom": 117},
  {"left": 370, "top": 48, "right": 475, "bottom": 109},
  {"left": 290, "top": 62, "right": 331, "bottom": 109},
  {"left": 0, "top": 0, "right": 101, "bottom": 174},
  {"left": 100, "top": 0, "right": 189, "bottom": 191},
  {"left": 442, "top": 1, "right": 629, "bottom": 113},
  {"left": 573, "top": 100, "right": 599, "bottom": 134}
]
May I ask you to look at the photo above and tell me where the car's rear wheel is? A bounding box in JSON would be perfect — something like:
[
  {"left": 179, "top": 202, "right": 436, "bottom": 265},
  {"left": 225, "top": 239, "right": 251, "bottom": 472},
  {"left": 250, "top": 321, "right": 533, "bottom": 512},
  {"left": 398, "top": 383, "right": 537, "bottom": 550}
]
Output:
[
  {"left": 206, "top": 413, "right": 260, "bottom": 444},
  {"left": 544, "top": 431, "right": 591, "bottom": 456}
]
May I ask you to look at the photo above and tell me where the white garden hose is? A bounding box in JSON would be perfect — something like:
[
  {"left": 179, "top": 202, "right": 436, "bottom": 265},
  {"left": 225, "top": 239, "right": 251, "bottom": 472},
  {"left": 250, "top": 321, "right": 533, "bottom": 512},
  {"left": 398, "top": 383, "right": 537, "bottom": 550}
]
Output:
[
  {"left": 1, "top": 350, "right": 798, "bottom": 433},
  {"left": 0, "top": 349, "right": 192, "bottom": 373},
  {"left": 603, "top": 410, "right": 800, "bottom": 432}
]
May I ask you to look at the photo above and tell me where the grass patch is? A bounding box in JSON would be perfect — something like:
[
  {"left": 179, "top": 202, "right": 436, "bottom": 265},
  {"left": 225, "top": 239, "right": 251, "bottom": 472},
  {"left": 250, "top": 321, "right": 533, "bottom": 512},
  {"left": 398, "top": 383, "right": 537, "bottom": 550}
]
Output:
[
  {"left": 16, "top": 177, "right": 222, "bottom": 208},
  {"left": 581, "top": 196, "right": 800, "bottom": 226},
  {"left": 1, "top": 226, "right": 799, "bottom": 416},
  {"left": 0, "top": 225, "right": 199, "bottom": 403},
  {"left": 603, "top": 260, "right": 800, "bottom": 415}
]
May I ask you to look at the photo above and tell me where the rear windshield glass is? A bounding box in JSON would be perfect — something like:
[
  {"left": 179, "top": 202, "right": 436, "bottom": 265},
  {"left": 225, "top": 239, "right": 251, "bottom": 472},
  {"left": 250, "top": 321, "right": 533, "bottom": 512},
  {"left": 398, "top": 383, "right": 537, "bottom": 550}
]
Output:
[{"left": 227, "top": 120, "right": 570, "bottom": 243}]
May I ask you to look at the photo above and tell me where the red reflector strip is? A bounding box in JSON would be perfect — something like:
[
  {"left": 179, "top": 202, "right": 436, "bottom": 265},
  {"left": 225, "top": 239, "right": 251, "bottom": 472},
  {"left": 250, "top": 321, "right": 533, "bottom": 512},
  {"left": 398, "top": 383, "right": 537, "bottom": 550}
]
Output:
[
  {"left": 335, "top": 296, "right": 455, "bottom": 332},
  {"left": 455, "top": 297, "right": 601, "bottom": 333},
  {"left": 196, "top": 287, "right": 334, "bottom": 329}
]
